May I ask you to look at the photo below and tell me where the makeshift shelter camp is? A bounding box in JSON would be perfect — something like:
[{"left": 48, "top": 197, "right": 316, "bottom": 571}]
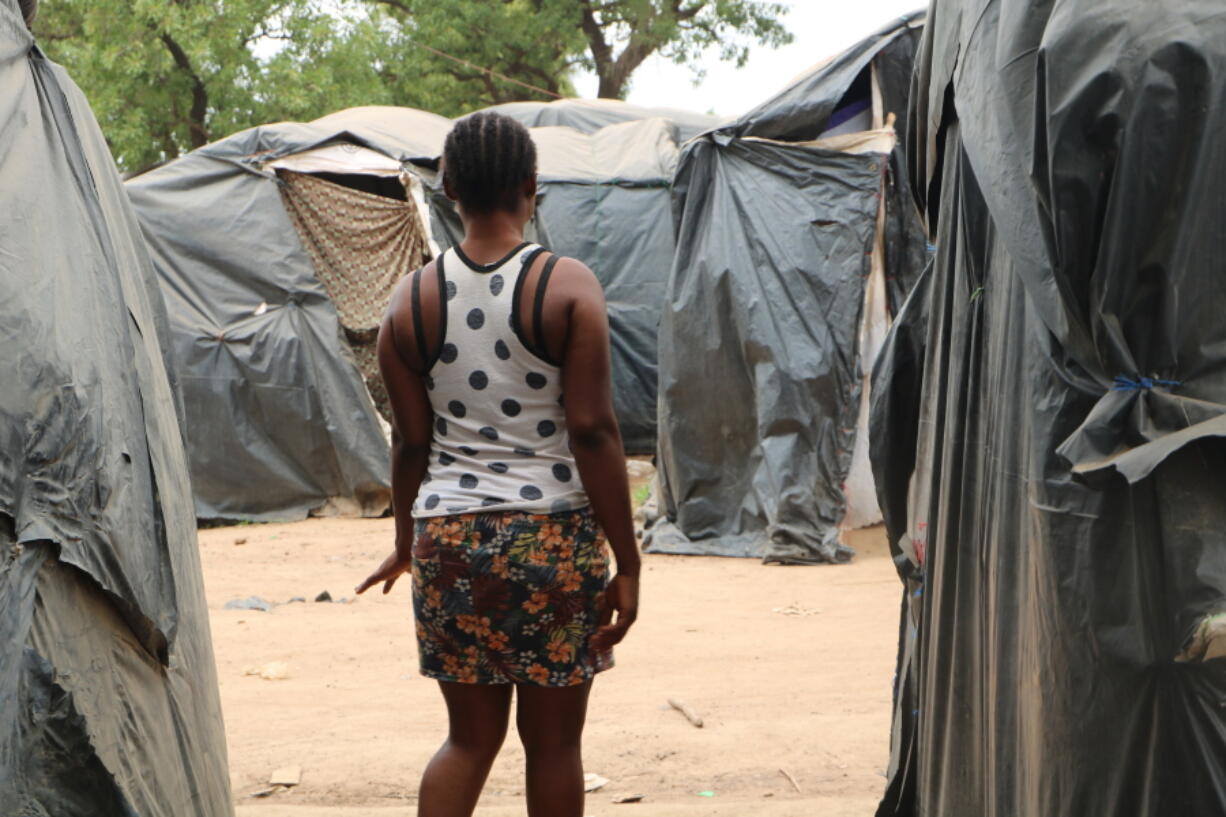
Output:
[
  {"left": 0, "top": 2, "right": 232, "bottom": 812},
  {"left": 431, "top": 114, "right": 709, "bottom": 453},
  {"left": 127, "top": 107, "right": 451, "bottom": 521},
  {"left": 645, "top": 12, "right": 927, "bottom": 563},
  {"left": 484, "top": 97, "right": 721, "bottom": 142},
  {"left": 873, "top": 1, "right": 1226, "bottom": 814}
]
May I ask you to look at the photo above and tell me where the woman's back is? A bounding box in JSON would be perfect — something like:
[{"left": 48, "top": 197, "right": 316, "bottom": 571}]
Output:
[{"left": 413, "top": 243, "right": 587, "bottom": 517}]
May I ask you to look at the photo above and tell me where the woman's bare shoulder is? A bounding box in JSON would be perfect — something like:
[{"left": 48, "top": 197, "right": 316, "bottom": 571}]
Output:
[{"left": 546, "top": 256, "right": 603, "bottom": 300}]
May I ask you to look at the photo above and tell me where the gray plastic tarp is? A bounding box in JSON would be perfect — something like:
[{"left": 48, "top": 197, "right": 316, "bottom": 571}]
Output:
[
  {"left": 126, "top": 107, "right": 453, "bottom": 520},
  {"left": 0, "top": 3, "right": 232, "bottom": 811},
  {"left": 646, "top": 13, "right": 926, "bottom": 563},
  {"left": 482, "top": 97, "right": 721, "bottom": 142},
  {"left": 874, "top": 1, "right": 1226, "bottom": 813}
]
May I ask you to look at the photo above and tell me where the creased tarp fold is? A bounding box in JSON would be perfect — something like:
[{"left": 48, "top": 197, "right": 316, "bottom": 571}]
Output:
[
  {"left": 1, "top": 2, "right": 231, "bottom": 810},
  {"left": 481, "top": 97, "right": 721, "bottom": 142},
  {"left": 874, "top": 1, "right": 1226, "bottom": 814},
  {"left": 646, "top": 13, "right": 927, "bottom": 563},
  {"left": 719, "top": 11, "right": 926, "bottom": 143}
]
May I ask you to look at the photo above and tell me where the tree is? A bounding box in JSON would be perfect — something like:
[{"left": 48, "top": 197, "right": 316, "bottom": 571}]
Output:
[
  {"left": 33, "top": 0, "right": 311, "bottom": 170},
  {"left": 362, "top": 0, "right": 792, "bottom": 102},
  {"left": 573, "top": 0, "right": 792, "bottom": 99},
  {"left": 32, "top": 0, "right": 791, "bottom": 171},
  {"left": 357, "top": 1, "right": 585, "bottom": 106},
  {"left": 31, "top": 0, "right": 582, "bottom": 170},
  {"left": 31, "top": 0, "right": 516, "bottom": 170}
]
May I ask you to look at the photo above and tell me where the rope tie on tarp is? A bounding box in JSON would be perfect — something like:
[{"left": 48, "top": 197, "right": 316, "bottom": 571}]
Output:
[{"left": 1112, "top": 375, "right": 1181, "bottom": 391}]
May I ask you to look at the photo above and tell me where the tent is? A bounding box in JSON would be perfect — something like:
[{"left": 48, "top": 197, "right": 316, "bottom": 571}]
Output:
[
  {"left": 0, "top": 1, "right": 232, "bottom": 812},
  {"left": 132, "top": 103, "right": 705, "bottom": 521},
  {"left": 645, "top": 12, "right": 928, "bottom": 563},
  {"left": 430, "top": 115, "right": 699, "bottom": 453},
  {"left": 127, "top": 107, "right": 452, "bottom": 521},
  {"left": 873, "top": 1, "right": 1226, "bottom": 814},
  {"left": 482, "top": 97, "right": 721, "bottom": 141}
]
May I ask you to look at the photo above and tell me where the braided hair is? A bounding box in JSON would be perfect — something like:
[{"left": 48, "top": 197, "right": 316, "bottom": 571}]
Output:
[{"left": 442, "top": 112, "right": 537, "bottom": 214}]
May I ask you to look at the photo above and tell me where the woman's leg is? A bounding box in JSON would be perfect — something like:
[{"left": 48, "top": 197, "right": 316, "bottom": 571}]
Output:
[
  {"left": 515, "top": 681, "right": 593, "bottom": 817},
  {"left": 418, "top": 681, "right": 514, "bottom": 817}
]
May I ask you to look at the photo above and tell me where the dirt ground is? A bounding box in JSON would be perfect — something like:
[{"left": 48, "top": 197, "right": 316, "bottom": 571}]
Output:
[{"left": 201, "top": 514, "right": 901, "bottom": 817}]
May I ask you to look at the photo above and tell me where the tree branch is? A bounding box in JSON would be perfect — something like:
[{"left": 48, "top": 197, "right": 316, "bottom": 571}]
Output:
[
  {"left": 675, "top": 0, "right": 707, "bottom": 22},
  {"left": 578, "top": 0, "right": 617, "bottom": 95},
  {"left": 367, "top": 0, "right": 412, "bottom": 15},
  {"left": 159, "top": 32, "right": 210, "bottom": 149}
]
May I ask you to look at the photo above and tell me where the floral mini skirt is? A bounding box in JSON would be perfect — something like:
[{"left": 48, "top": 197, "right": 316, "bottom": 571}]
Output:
[{"left": 412, "top": 506, "right": 614, "bottom": 686}]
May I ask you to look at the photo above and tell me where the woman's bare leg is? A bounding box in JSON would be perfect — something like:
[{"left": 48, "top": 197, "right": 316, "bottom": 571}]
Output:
[
  {"left": 418, "top": 681, "right": 513, "bottom": 817},
  {"left": 515, "top": 681, "right": 592, "bottom": 817}
]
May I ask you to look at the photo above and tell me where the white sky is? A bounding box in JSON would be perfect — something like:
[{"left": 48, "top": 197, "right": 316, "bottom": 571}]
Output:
[{"left": 572, "top": 0, "right": 925, "bottom": 118}]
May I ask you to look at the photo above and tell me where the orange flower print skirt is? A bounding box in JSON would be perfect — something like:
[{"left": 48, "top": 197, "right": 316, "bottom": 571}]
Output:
[{"left": 412, "top": 506, "right": 614, "bottom": 686}]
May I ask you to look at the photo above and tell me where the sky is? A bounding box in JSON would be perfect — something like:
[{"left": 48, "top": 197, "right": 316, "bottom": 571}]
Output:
[{"left": 571, "top": 0, "right": 926, "bottom": 118}]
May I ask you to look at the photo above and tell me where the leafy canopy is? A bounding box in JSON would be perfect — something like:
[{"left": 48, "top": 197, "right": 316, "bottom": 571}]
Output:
[{"left": 32, "top": 0, "right": 790, "bottom": 171}]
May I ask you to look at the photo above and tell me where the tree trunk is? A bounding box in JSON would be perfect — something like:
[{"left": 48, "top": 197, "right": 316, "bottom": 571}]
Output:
[
  {"left": 160, "top": 33, "right": 210, "bottom": 149},
  {"left": 596, "top": 72, "right": 626, "bottom": 99}
]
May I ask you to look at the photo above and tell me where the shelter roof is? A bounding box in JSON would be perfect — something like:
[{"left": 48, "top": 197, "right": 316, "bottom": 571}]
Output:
[{"left": 481, "top": 97, "right": 721, "bottom": 142}]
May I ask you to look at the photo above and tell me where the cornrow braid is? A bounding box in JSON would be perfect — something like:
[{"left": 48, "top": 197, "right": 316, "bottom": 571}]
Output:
[{"left": 443, "top": 112, "right": 537, "bottom": 215}]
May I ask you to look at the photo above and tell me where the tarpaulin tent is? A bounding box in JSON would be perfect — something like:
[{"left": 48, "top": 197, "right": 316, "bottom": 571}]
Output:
[
  {"left": 873, "top": 1, "right": 1226, "bottom": 814},
  {"left": 0, "top": 2, "right": 232, "bottom": 812},
  {"left": 482, "top": 97, "right": 721, "bottom": 142},
  {"left": 645, "top": 12, "right": 927, "bottom": 563},
  {"left": 431, "top": 116, "right": 697, "bottom": 453},
  {"left": 127, "top": 107, "right": 451, "bottom": 521},
  {"left": 130, "top": 102, "right": 707, "bottom": 516}
]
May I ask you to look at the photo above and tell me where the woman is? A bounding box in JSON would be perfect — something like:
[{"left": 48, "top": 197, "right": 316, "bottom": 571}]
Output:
[{"left": 356, "top": 112, "right": 640, "bottom": 817}]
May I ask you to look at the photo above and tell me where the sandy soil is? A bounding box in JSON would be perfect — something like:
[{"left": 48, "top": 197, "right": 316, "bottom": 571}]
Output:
[{"left": 200, "top": 516, "right": 901, "bottom": 817}]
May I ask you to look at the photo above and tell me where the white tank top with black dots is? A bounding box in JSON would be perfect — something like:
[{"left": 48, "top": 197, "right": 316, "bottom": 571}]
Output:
[{"left": 412, "top": 243, "right": 589, "bottom": 518}]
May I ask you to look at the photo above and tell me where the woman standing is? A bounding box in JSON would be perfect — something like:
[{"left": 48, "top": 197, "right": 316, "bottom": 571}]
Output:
[{"left": 356, "top": 112, "right": 640, "bottom": 817}]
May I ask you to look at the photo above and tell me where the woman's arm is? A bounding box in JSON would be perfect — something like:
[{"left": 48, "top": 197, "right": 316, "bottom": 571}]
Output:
[
  {"left": 552, "top": 258, "right": 640, "bottom": 649},
  {"left": 356, "top": 278, "right": 434, "bottom": 595}
]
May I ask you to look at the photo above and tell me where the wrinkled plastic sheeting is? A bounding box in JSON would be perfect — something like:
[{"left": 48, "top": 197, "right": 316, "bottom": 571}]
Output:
[
  {"left": 430, "top": 118, "right": 687, "bottom": 454},
  {"left": 873, "top": 2, "right": 1226, "bottom": 814},
  {"left": 727, "top": 11, "right": 929, "bottom": 319},
  {"left": 723, "top": 10, "right": 925, "bottom": 143},
  {"left": 481, "top": 97, "right": 722, "bottom": 142},
  {"left": 647, "top": 137, "right": 885, "bottom": 563},
  {"left": 123, "top": 107, "right": 454, "bottom": 520},
  {"left": 645, "top": 13, "right": 927, "bottom": 563},
  {"left": 0, "top": 9, "right": 232, "bottom": 813}
]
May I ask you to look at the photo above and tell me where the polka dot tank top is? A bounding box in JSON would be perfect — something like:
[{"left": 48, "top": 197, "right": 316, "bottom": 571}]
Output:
[{"left": 412, "top": 243, "right": 589, "bottom": 518}]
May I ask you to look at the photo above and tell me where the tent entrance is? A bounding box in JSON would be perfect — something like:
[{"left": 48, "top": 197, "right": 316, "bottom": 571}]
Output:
[
  {"left": 271, "top": 151, "right": 434, "bottom": 423},
  {"left": 306, "top": 171, "right": 408, "bottom": 201}
]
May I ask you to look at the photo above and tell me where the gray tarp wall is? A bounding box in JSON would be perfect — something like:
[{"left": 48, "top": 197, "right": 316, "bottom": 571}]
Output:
[
  {"left": 132, "top": 103, "right": 702, "bottom": 515},
  {"left": 646, "top": 13, "right": 926, "bottom": 563},
  {"left": 873, "top": 1, "right": 1226, "bottom": 814},
  {"left": 430, "top": 116, "right": 700, "bottom": 454},
  {"left": 127, "top": 107, "right": 452, "bottom": 520},
  {"left": 0, "top": 2, "right": 232, "bottom": 812},
  {"left": 483, "top": 97, "right": 721, "bottom": 142}
]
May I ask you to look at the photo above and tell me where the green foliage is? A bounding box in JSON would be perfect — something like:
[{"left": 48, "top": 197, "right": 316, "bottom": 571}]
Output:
[
  {"left": 359, "top": 1, "right": 585, "bottom": 106},
  {"left": 32, "top": 0, "right": 789, "bottom": 171},
  {"left": 632, "top": 481, "right": 652, "bottom": 511},
  {"left": 570, "top": 0, "right": 793, "bottom": 97},
  {"left": 34, "top": 0, "right": 301, "bottom": 170}
]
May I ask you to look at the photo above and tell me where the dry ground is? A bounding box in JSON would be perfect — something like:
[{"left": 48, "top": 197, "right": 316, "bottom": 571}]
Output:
[{"left": 200, "top": 516, "right": 901, "bottom": 817}]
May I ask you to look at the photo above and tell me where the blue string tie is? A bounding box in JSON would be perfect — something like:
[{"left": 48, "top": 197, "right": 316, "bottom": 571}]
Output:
[{"left": 1113, "top": 375, "right": 1181, "bottom": 391}]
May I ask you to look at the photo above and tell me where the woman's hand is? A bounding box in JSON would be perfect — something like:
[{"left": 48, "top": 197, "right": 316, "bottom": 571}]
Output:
[
  {"left": 592, "top": 573, "right": 639, "bottom": 651},
  {"left": 356, "top": 549, "right": 413, "bottom": 595}
]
